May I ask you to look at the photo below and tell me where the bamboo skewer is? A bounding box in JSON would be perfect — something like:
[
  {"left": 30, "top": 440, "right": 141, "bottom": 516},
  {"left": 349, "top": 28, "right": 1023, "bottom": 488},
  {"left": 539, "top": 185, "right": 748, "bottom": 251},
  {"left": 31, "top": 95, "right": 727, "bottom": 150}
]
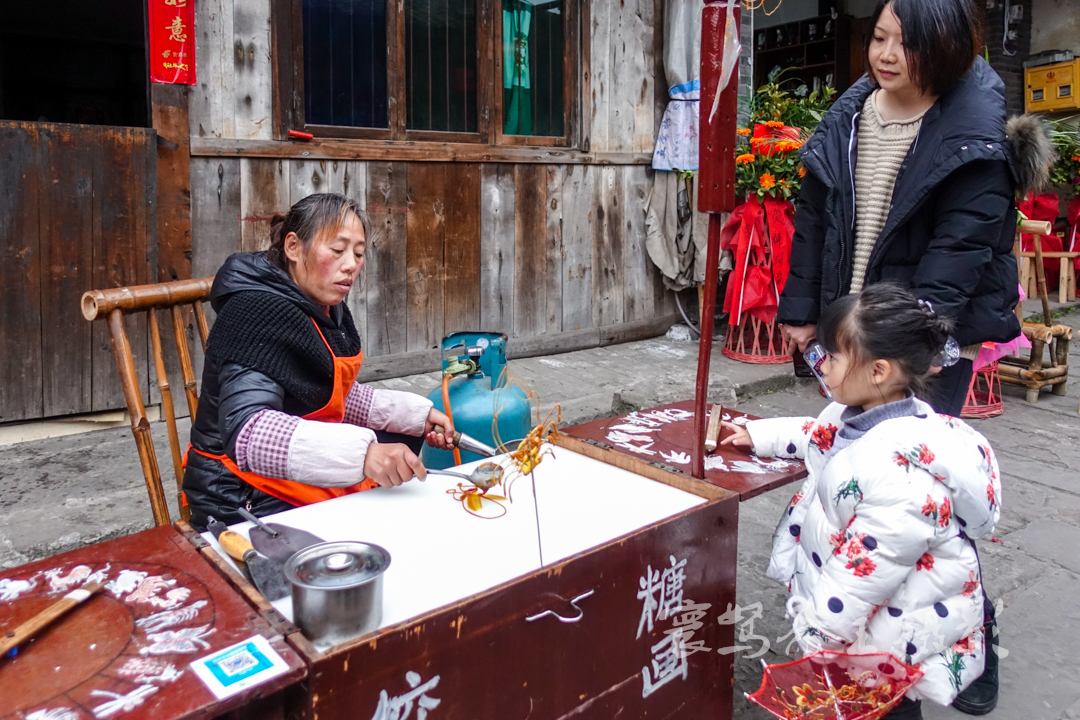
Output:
[{"left": 0, "top": 581, "right": 105, "bottom": 657}]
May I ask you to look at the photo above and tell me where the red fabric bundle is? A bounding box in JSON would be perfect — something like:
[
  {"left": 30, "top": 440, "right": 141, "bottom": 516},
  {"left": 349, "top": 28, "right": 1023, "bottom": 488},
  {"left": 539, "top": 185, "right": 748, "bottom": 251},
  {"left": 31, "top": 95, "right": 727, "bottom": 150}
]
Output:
[{"left": 721, "top": 195, "right": 795, "bottom": 324}]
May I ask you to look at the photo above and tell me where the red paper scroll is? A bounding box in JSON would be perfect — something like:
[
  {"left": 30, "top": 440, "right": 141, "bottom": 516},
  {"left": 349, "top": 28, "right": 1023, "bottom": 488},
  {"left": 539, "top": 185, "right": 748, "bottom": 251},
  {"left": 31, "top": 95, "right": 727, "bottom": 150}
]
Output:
[{"left": 148, "top": 0, "right": 196, "bottom": 85}]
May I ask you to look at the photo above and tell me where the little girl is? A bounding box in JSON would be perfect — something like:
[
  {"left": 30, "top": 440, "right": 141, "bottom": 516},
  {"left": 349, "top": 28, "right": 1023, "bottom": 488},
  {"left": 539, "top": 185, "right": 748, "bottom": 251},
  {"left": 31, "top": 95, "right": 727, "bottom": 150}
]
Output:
[{"left": 723, "top": 284, "right": 1001, "bottom": 718}]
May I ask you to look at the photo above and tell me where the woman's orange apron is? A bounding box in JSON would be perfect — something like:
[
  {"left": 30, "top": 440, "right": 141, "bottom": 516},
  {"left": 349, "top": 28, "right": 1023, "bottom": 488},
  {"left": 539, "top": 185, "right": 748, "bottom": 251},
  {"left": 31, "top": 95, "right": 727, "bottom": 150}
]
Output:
[{"left": 188, "top": 319, "right": 378, "bottom": 507}]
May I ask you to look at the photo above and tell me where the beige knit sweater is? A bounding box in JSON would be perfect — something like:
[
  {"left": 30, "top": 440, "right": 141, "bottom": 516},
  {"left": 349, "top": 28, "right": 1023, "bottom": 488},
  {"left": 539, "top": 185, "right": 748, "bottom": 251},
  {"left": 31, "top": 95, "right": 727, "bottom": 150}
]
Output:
[{"left": 850, "top": 91, "right": 926, "bottom": 294}]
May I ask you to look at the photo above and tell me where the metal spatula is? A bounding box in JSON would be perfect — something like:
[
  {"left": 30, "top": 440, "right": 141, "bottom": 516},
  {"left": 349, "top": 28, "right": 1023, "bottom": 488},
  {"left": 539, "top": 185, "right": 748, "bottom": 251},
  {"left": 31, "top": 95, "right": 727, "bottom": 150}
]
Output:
[{"left": 237, "top": 507, "right": 326, "bottom": 564}]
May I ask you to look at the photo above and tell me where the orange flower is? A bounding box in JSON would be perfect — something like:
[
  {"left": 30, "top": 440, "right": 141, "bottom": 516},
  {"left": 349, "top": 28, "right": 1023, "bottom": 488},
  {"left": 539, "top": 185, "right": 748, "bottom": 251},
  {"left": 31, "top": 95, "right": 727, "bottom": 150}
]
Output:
[
  {"left": 798, "top": 166, "right": 807, "bottom": 177},
  {"left": 737, "top": 128, "right": 751, "bottom": 135},
  {"left": 759, "top": 173, "right": 776, "bottom": 189},
  {"left": 736, "top": 153, "right": 755, "bottom": 164},
  {"left": 750, "top": 136, "right": 764, "bottom": 145},
  {"left": 1073, "top": 155, "right": 1080, "bottom": 161},
  {"left": 766, "top": 120, "right": 784, "bottom": 128}
]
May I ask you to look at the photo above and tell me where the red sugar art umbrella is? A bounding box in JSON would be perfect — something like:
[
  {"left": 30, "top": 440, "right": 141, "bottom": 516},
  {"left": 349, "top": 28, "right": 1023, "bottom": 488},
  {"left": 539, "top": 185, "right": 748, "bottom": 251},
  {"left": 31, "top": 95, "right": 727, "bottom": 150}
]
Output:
[{"left": 746, "top": 650, "right": 923, "bottom": 720}]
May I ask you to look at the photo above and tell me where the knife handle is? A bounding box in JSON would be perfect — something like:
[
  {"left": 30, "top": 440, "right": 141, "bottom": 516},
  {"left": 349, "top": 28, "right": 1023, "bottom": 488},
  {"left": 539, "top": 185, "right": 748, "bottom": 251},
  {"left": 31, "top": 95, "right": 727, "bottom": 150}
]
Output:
[
  {"left": 217, "top": 529, "right": 256, "bottom": 564},
  {"left": 434, "top": 425, "right": 461, "bottom": 446}
]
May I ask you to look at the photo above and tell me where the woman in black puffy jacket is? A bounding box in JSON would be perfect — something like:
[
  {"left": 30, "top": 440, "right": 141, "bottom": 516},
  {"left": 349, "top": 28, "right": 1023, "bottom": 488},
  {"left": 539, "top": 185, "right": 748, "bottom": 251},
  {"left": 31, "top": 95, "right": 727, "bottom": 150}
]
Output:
[
  {"left": 776, "top": 1, "right": 1054, "bottom": 716},
  {"left": 778, "top": 0, "right": 1050, "bottom": 417},
  {"left": 184, "top": 193, "right": 454, "bottom": 530}
]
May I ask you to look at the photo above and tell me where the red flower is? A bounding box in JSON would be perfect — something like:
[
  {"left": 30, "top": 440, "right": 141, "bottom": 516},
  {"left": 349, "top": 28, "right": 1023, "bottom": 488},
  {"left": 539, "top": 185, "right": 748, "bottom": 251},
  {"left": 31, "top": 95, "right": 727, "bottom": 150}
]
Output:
[
  {"left": 843, "top": 535, "right": 867, "bottom": 559},
  {"left": 790, "top": 492, "right": 804, "bottom": 506},
  {"left": 847, "top": 554, "right": 877, "bottom": 577},
  {"left": 917, "top": 444, "right": 935, "bottom": 465},
  {"left": 801, "top": 421, "right": 814, "bottom": 434},
  {"left": 952, "top": 636, "right": 974, "bottom": 655},
  {"left": 921, "top": 494, "right": 937, "bottom": 517},
  {"left": 830, "top": 530, "right": 848, "bottom": 555},
  {"left": 894, "top": 453, "right": 911, "bottom": 469},
  {"left": 987, "top": 483, "right": 997, "bottom": 508},
  {"left": 939, "top": 497, "right": 952, "bottom": 528},
  {"left": 810, "top": 423, "right": 839, "bottom": 453},
  {"left": 916, "top": 553, "right": 935, "bottom": 571},
  {"left": 962, "top": 571, "right": 979, "bottom": 597}
]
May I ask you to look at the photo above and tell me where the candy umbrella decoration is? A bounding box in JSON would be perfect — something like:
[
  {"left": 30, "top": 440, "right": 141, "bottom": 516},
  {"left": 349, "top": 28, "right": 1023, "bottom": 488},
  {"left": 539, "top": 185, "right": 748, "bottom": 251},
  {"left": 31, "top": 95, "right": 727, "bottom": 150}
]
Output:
[{"left": 746, "top": 650, "right": 923, "bottom": 720}]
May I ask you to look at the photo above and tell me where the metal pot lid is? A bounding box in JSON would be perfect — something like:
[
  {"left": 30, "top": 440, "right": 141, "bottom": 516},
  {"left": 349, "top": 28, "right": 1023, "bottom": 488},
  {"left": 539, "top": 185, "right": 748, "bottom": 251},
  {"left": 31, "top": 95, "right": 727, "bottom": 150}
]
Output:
[{"left": 285, "top": 541, "right": 391, "bottom": 590}]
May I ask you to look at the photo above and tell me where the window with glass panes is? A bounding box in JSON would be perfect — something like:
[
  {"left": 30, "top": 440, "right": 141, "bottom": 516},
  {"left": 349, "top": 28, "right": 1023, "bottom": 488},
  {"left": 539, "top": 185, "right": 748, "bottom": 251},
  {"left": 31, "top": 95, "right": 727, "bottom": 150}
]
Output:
[{"left": 297, "top": 0, "right": 569, "bottom": 141}]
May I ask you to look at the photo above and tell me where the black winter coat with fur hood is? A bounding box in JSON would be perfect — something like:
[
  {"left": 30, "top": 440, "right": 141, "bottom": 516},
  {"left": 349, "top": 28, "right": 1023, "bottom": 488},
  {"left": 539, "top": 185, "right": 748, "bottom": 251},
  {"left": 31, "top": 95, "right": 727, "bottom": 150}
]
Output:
[{"left": 778, "top": 58, "right": 1039, "bottom": 347}]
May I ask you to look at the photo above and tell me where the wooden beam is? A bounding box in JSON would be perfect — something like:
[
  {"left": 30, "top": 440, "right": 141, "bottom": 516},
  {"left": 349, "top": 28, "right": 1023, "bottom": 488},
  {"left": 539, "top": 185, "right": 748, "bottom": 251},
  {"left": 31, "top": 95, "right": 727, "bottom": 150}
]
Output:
[
  {"left": 190, "top": 137, "right": 652, "bottom": 164},
  {"left": 151, "top": 83, "right": 193, "bottom": 283}
]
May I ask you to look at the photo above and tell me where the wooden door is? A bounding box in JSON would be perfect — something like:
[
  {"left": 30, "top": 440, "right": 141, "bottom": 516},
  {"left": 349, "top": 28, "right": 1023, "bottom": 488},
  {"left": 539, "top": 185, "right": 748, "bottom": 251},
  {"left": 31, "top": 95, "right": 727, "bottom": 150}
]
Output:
[{"left": 0, "top": 121, "right": 156, "bottom": 423}]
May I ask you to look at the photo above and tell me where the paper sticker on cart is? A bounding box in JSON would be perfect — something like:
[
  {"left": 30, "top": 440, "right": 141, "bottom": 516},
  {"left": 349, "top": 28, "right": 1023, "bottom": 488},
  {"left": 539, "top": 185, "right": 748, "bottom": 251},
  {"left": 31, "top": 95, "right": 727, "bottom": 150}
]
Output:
[{"left": 190, "top": 635, "right": 290, "bottom": 699}]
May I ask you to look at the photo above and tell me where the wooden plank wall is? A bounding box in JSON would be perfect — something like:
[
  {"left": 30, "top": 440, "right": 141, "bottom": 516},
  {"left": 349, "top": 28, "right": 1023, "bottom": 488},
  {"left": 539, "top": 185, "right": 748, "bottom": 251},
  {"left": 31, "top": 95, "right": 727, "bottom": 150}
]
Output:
[
  {"left": 190, "top": 159, "right": 675, "bottom": 379},
  {"left": 587, "top": 0, "right": 664, "bottom": 154},
  {"left": 191, "top": 0, "right": 664, "bottom": 147},
  {"left": 0, "top": 122, "right": 155, "bottom": 423},
  {"left": 185, "top": 0, "right": 674, "bottom": 383}
]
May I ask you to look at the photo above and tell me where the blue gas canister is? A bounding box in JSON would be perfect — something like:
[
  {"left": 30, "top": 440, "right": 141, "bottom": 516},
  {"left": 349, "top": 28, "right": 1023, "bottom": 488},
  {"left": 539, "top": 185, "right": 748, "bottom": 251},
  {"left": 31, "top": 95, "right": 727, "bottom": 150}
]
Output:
[{"left": 420, "top": 332, "right": 533, "bottom": 470}]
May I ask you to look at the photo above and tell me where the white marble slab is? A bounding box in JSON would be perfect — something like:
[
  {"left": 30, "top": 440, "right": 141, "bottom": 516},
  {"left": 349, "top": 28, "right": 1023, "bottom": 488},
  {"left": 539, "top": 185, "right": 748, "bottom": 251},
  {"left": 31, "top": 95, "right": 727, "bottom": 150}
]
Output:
[
  {"left": 528, "top": 445, "right": 707, "bottom": 564},
  {"left": 200, "top": 447, "right": 705, "bottom": 648},
  {"left": 201, "top": 454, "right": 542, "bottom": 649}
]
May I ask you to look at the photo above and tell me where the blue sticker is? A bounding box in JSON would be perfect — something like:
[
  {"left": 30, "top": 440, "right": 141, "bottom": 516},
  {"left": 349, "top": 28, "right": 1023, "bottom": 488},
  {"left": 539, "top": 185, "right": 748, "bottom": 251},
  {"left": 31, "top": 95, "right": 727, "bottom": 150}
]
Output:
[{"left": 207, "top": 642, "right": 274, "bottom": 687}]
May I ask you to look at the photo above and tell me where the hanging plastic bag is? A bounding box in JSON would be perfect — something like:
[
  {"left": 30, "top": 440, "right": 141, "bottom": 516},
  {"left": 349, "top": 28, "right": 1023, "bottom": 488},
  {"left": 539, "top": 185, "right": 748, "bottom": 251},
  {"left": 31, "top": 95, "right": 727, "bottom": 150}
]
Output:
[{"left": 708, "top": 0, "right": 742, "bottom": 123}]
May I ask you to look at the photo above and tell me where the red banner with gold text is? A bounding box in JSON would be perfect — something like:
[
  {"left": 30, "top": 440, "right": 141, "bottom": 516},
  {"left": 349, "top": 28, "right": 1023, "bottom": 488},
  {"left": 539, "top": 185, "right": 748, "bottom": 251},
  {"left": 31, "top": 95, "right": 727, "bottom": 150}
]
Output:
[{"left": 148, "top": 0, "right": 195, "bottom": 85}]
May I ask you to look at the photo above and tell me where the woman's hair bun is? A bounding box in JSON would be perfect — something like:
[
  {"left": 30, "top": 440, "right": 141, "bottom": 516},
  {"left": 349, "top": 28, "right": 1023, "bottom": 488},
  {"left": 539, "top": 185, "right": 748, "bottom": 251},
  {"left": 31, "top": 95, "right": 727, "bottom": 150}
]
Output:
[{"left": 265, "top": 194, "right": 370, "bottom": 271}]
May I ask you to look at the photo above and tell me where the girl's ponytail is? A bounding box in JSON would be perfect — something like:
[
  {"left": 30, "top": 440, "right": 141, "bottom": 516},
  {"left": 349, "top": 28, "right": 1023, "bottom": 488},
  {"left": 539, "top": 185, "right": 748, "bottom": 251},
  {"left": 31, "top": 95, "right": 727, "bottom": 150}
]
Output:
[{"left": 819, "top": 284, "right": 956, "bottom": 397}]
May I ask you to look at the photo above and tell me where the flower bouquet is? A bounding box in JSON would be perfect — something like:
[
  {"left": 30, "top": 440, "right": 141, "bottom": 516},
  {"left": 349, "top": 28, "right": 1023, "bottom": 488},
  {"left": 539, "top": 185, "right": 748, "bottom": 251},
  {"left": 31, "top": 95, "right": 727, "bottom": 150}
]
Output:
[{"left": 722, "top": 78, "right": 835, "bottom": 363}]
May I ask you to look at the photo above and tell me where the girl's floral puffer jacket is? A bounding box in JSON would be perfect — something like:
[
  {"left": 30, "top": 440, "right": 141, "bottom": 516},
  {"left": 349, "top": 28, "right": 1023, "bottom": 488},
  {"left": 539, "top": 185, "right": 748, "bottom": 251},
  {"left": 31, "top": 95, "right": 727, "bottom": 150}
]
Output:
[{"left": 746, "top": 398, "right": 1002, "bottom": 704}]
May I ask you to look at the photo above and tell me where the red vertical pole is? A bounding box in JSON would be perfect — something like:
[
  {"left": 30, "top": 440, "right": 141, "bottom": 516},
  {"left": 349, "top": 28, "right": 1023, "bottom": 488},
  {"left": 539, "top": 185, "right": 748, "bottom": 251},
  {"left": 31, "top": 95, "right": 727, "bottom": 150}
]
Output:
[{"left": 692, "top": 1, "right": 739, "bottom": 479}]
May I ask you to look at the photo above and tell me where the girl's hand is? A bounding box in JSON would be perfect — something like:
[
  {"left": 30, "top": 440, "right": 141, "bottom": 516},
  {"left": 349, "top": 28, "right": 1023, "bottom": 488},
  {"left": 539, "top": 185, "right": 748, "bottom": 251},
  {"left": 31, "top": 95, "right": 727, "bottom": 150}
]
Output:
[
  {"left": 423, "top": 408, "right": 455, "bottom": 450},
  {"left": 719, "top": 421, "right": 754, "bottom": 450}
]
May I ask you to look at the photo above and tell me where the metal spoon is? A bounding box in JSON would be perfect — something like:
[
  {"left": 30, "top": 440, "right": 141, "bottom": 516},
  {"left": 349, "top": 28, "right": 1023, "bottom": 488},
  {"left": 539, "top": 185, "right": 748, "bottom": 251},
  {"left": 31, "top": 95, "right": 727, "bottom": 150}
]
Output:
[{"left": 424, "top": 463, "right": 504, "bottom": 491}]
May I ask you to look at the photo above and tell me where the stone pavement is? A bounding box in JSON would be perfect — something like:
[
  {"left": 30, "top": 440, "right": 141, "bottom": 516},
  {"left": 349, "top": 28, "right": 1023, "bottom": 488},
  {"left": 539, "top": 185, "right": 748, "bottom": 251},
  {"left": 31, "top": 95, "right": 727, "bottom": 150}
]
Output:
[{"left": 1, "top": 308, "right": 1079, "bottom": 718}]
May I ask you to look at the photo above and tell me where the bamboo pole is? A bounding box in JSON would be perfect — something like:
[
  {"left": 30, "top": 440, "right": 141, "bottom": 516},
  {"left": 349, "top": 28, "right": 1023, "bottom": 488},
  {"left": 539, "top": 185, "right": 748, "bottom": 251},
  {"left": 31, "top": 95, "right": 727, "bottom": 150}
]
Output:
[
  {"left": 1034, "top": 235, "right": 1053, "bottom": 328},
  {"left": 81, "top": 277, "right": 213, "bottom": 320},
  {"left": 172, "top": 305, "right": 199, "bottom": 420},
  {"left": 108, "top": 310, "right": 171, "bottom": 526},
  {"left": 148, "top": 310, "right": 188, "bottom": 520},
  {"left": 192, "top": 301, "right": 210, "bottom": 352}
]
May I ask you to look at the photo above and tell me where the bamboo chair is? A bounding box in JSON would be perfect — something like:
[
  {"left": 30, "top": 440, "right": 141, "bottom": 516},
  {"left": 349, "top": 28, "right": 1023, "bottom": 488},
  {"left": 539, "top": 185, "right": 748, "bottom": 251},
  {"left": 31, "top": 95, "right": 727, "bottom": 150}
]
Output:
[
  {"left": 81, "top": 278, "right": 214, "bottom": 526},
  {"left": 1000, "top": 220, "right": 1073, "bottom": 403}
]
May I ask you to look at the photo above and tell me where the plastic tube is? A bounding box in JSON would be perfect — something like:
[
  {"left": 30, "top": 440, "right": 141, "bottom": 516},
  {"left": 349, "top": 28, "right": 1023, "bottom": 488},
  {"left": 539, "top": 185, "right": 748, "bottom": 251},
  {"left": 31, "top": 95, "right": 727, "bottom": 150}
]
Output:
[{"left": 441, "top": 374, "right": 462, "bottom": 466}]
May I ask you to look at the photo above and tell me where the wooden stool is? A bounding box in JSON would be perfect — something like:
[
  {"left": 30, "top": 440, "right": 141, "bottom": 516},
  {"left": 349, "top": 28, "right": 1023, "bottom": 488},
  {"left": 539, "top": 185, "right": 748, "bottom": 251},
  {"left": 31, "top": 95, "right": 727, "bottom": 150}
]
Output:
[
  {"left": 961, "top": 360, "right": 1004, "bottom": 419},
  {"left": 1003, "top": 221, "right": 1071, "bottom": 403},
  {"left": 1016, "top": 250, "right": 1078, "bottom": 304}
]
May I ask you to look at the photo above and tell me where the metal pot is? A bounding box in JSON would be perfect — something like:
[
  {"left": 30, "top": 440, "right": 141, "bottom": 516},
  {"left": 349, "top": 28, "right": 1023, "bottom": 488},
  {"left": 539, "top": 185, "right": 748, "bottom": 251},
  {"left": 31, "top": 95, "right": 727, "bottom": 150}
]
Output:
[{"left": 284, "top": 541, "right": 391, "bottom": 647}]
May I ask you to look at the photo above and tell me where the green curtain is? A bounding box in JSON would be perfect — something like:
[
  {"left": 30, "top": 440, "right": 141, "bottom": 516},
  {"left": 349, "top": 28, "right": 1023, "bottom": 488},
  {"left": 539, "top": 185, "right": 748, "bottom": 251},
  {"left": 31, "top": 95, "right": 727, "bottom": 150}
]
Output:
[{"left": 503, "top": 0, "right": 533, "bottom": 135}]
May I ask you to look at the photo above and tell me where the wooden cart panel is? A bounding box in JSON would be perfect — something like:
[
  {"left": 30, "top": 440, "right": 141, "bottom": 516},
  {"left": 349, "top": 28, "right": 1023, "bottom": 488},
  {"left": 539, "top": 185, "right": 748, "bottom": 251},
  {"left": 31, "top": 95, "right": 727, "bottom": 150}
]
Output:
[
  {"left": 296, "top": 495, "right": 738, "bottom": 720},
  {"left": 559, "top": 400, "right": 809, "bottom": 500},
  {"left": 0, "top": 526, "right": 305, "bottom": 720}
]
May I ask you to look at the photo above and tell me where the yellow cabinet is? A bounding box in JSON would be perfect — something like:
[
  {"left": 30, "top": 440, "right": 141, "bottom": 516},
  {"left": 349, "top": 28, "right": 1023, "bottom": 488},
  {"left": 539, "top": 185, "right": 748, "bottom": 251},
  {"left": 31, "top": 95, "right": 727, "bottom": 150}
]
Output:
[{"left": 1026, "top": 60, "right": 1080, "bottom": 113}]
